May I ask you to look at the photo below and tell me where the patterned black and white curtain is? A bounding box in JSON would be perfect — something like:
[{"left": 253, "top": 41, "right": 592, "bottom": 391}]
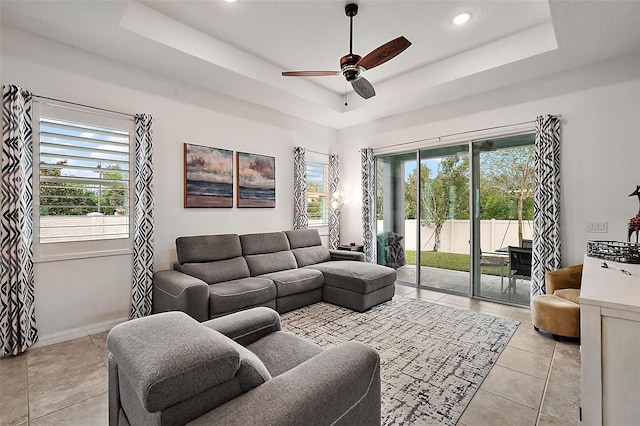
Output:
[
  {"left": 130, "top": 114, "right": 154, "bottom": 319},
  {"left": 1, "top": 85, "right": 38, "bottom": 355},
  {"left": 361, "top": 148, "right": 376, "bottom": 263},
  {"left": 328, "top": 154, "right": 340, "bottom": 249},
  {"left": 532, "top": 115, "right": 561, "bottom": 296},
  {"left": 293, "top": 147, "right": 308, "bottom": 229}
]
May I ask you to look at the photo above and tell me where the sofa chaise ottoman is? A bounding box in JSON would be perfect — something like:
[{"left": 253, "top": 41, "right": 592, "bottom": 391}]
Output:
[
  {"left": 152, "top": 229, "right": 396, "bottom": 320},
  {"left": 285, "top": 230, "right": 397, "bottom": 312}
]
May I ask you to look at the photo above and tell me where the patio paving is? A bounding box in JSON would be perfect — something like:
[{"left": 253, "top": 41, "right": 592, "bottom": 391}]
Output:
[{"left": 396, "top": 265, "right": 531, "bottom": 306}]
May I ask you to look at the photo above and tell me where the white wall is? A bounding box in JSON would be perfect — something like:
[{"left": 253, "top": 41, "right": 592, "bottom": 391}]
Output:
[
  {"left": 1, "top": 27, "right": 337, "bottom": 345},
  {"left": 338, "top": 54, "right": 640, "bottom": 268}
]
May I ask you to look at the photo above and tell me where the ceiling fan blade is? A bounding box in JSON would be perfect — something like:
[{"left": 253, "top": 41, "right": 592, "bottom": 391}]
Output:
[
  {"left": 351, "top": 77, "right": 376, "bottom": 99},
  {"left": 282, "top": 71, "right": 339, "bottom": 77},
  {"left": 357, "top": 36, "right": 412, "bottom": 71}
]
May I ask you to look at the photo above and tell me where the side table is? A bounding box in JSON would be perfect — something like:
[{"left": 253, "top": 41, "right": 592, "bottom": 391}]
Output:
[{"left": 337, "top": 244, "right": 364, "bottom": 252}]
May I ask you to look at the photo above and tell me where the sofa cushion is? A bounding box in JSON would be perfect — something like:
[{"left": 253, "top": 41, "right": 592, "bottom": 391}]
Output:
[
  {"left": 291, "top": 246, "right": 332, "bottom": 267},
  {"left": 305, "top": 261, "right": 396, "bottom": 294},
  {"left": 107, "top": 312, "right": 240, "bottom": 412},
  {"left": 247, "top": 331, "right": 323, "bottom": 377},
  {"left": 260, "top": 268, "right": 324, "bottom": 297},
  {"left": 553, "top": 288, "right": 581, "bottom": 304},
  {"left": 285, "top": 229, "right": 322, "bottom": 249},
  {"left": 176, "top": 234, "right": 241, "bottom": 264},
  {"left": 240, "top": 232, "right": 290, "bottom": 255},
  {"left": 209, "top": 278, "right": 276, "bottom": 316},
  {"left": 245, "top": 251, "right": 298, "bottom": 276},
  {"left": 176, "top": 257, "right": 250, "bottom": 285}
]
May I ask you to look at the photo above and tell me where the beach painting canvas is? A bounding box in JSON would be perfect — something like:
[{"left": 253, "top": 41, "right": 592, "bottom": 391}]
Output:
[
  {"left": 184, "top": 143, "right": 233, "bottom": 208},
  {"left": 236, "top": 152, "right": 276, "bottom": 208}
]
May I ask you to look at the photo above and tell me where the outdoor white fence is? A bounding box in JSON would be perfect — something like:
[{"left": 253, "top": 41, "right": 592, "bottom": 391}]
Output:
[
  {"left": 378, "top": 219, "right": 534, "bottom": 254},
  {"left": 40, "top": 215, "right": 129, "bottom": 243}
]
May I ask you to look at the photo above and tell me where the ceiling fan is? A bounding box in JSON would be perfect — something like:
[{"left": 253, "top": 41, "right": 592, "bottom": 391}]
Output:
[{"left": 281, "top": 2, "right": 411, "bottom": 100}]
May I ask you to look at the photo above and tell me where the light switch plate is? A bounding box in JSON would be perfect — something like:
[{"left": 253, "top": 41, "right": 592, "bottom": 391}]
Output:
[{"left": 587, "top": 221, "right": 608, "bottom": 233}]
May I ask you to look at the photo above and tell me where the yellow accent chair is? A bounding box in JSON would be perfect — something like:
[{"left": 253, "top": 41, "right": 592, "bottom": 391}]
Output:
[{"left": 531, "top": 264, "right": 583, "bottom": 340}]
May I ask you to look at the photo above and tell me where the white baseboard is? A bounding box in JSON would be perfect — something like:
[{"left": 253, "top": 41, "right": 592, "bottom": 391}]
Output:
[{"left": 32, "top": 316, "right": 129, "bottom": 349}]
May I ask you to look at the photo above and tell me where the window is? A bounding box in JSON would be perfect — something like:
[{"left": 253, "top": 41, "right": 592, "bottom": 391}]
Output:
[
  {"left": 33, "top": 102, "right": 134, "bottom": 261},
  {"left": 306, "top": 161, "right": 329, "bottom": 227}
]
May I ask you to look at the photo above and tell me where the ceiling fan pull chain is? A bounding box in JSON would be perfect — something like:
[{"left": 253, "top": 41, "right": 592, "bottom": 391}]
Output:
[{"left": 344, "top": 81, "right": 349, "bottom": 106}]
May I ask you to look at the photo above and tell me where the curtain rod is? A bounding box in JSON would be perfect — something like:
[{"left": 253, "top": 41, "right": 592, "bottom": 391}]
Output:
[
  {"left": 298, "top": 148, "right": 330, "bottom": 156},
  {"left": 33, "top": 95, "right": 135, "bottom": 119},
  {"left": 374, "top": 118, "right": 561, "bottom": 151}
]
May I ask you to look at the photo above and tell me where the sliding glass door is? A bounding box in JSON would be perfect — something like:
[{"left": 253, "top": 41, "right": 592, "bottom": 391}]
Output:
[
  {"left": 376, "top": 145, "right": 471, "bottom": 296},
  {"left": 416, "top": 145, "right": 471, "bottom": 295},
  {"left": 472, "top": 134, "right": 535, "bottom": 306},
  {"left": 375, "top": 133, "right": 535, "bottom": 306},
  {"left": 376, "top": 153, "right": 418, "bottom": 286}
]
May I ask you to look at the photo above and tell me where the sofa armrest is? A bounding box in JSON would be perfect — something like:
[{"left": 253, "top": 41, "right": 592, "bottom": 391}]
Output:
[
  {"left": 108, "top": 354, "right": 120, "bottom": 426},
  {"left": 152, "top": 270, "right": 209, "bottom": 322},
  {"left": 202, "top": 307, "right": 281, "bottom": 346},
  {"left": 329, "top": 249, "right": 365, "bottom": 262},
  {"left": 188, "top": 341, "right": 381, "bottom": 426}
]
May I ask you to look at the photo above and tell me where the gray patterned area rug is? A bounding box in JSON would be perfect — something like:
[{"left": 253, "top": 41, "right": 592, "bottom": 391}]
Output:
[{"left": 280, "top": 296, "right": 519, "bottom": 425}]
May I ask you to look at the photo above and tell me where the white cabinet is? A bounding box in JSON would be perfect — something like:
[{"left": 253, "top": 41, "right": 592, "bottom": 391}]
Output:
[{"left": 580, "top": 255, "right": 640, "bottom": 426}]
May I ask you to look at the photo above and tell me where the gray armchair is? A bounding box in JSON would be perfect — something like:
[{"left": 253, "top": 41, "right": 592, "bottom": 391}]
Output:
[{"left": 108, "top": 308, "right": 381, "bottom": 426}]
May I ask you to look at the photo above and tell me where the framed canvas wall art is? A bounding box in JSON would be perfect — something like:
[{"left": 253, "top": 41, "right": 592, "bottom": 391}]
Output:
[
  {"left": 184, "top": 143, "right": 233, "bottom": 208},
  {"left": 236, "top": 152, "right": 276, "bottom": 208}
]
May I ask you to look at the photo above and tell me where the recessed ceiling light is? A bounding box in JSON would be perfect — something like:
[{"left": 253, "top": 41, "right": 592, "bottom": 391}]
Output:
[
  {"left": 452, "top": 13, "right": 471, "bottom": 25},
  {"left": 224, "top": 0, "right": 238, "bottom": 3}
]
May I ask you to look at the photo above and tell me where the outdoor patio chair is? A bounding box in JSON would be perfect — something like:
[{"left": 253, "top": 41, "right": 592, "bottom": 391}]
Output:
[{"left": 505, "top": 246, "right": 532, "bottom": 295}]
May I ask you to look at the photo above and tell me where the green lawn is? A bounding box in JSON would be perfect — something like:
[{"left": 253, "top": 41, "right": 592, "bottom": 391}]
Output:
[{"left": 404, "top": 250, "right": 504, "bottom": 276}]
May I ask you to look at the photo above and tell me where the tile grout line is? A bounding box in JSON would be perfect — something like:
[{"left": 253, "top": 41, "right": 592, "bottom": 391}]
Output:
[
  {"left": 494, "top": 362, "right": 550, "bottom": 382},
  {"left": 535, "top": 340, "right": 557, "bottom": 425},
  {"left": 27, "top": 391, "right": 109, "bottom": 422},
  {"left": 480, "top": 387, "right": 542, "bottom": 413}
]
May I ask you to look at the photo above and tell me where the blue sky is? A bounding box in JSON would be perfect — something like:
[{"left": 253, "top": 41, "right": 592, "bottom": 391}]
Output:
[{"left": 404, "top": 158, "right": 441, "bottom": 181}]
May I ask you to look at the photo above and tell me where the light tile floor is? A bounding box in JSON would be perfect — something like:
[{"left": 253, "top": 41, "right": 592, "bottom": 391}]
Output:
[{"left": 0, "top": 285, "right": 581, "bottom": 426}]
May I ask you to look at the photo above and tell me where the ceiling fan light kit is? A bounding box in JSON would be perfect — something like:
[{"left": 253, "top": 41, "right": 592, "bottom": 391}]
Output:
[{"left": 281, "top": 2, "right": 411, "bottom": 100}]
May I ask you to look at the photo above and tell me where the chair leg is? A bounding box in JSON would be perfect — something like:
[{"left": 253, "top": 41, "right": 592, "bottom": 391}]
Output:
[{"left": 503, "top": 274, "right": 511, "bottom": 294}]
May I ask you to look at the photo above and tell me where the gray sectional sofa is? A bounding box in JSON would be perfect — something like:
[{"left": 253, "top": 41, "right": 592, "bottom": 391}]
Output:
[
  {"left": 108, "top": 308, "right": 381, "bottom": 425},
  {"left": 152, "top": 229, "right": 396, "bottom": 320}
]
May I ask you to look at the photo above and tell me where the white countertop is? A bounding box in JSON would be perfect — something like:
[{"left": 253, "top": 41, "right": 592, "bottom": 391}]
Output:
[{"left": 580, "top": 254, "right": 640, "bottom": 313}]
